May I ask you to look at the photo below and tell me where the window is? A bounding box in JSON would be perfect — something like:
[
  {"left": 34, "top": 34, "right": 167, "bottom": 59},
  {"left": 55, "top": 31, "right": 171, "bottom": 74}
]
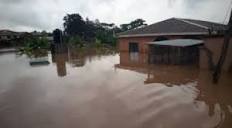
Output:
[{"left": 129, "top": 42, "right": 139, "bottom": 53}]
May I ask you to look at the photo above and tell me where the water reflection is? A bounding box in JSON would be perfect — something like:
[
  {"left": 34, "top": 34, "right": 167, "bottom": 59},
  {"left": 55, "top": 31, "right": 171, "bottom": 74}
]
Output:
[
  {"left": 116, "top": 52, "right": 199, "bottom": 85},
  {"left": 0, "top": 51, "right": 231, "bottom": 128},
  {"left": 129, "top": 52, "right": 139, "bottom": 62},
  {"left": 27, "top": 50, "right": 50, "bottom": 67},
  {"left": 197, "top": 71, "right": 232, "bottom": 128},
  {"left": 116, "top": 51, "right": 232, "bottom": 127},
  {"left": 51, "top": 44, "right": 68, "bottom": 77},
  {"left": 50, "top": 44, "right": 116, "bottom": 77},
  {"left": 50, "top": 46, "right": 88, "bottom": 77},
  {"left": 68, "top": 48, "right": 86, "bottom": 67},
  {"left": 53, "top": 53, "right": 68, "bottom": 77}
]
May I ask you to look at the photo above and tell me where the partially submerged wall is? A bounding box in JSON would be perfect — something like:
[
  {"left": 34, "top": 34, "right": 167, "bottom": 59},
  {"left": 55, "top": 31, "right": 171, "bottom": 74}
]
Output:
[
  {"left": 118, "top": 37, "right": 153, "bottom": 53},
  {"left": 118, "top": 36, "right": 184, "bottom": 53},
  {"left": 118, "top": 36, "right": 232, "bottom": 72}
]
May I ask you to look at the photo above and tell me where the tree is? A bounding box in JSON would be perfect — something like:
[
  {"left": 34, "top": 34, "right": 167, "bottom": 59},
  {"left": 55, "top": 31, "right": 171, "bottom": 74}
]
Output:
[
  {"left": 63, "top": 14, "right": 86, "bottom": 37},
  {"left": 213, "top": 9, "right": 232, "bottom": 83},
  {"left": 63, "top": 13, "right": 145, "bottom": 46},
  {"left": 130, "top": 19, "right": 147, "bottom": 29},
  {"left": 101, "top": 23, "right": 115, "bottom": 30},
  {"left": 120, "top": 18, "right": 147, "bottom": 32},
  {"left": 95, "top": 22, "right": 117, "bottom": 45},
  {"left": 84, "top": 18, "right": 97, "bottom": 41},
  {"left": 41, "top": 30, "right": 48, "bottom": 36},
  {"left": 53, "top": 29, "right": 63, "bottom": 44},
  {"left": 120, "top": 24, "right": 130, "bottom": 31}
]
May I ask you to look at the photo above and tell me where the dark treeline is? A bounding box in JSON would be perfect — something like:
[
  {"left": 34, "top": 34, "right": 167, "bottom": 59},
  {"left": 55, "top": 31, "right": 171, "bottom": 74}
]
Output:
[
  {"left": 61, "top": 13, "right": 147, "bottom": 47},
  {"left": 19, "top": 13, "right": 147, "bottom": 56}
]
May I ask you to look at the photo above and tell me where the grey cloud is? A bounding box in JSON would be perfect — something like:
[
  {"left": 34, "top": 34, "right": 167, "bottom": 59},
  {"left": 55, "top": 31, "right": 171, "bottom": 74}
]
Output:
[
  {"left": 0, "top": 0, "right": 230, "bottom": 32},
  {"left": 0, "top": 4, "right": 46, "bottom": 31},
  {"left": 0, "top": 0, "right": 38, "bottom": 5},
  {"left": 0, "top": 0, "right": 62, "bottom": 31},
  {"left": 168, "top": 0, "right": 231, "bottom": 24},
  {"left": 0, "top": 0, "right": 23, "bottom": 4}
]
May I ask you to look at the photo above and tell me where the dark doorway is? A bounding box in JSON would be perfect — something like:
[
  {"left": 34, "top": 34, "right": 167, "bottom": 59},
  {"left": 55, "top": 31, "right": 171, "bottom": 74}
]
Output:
[{"left": 129, "top": 42, "right": 139, "bottom": 53}]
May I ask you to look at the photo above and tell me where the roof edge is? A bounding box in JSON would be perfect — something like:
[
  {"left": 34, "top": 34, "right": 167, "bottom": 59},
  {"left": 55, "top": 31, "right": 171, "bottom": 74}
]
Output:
[
  {"left": 118, "top": 32, "right": 209, "bottom": 38},
  {"left": 176, "top": 18, "right": 209, "bottom": 30}
]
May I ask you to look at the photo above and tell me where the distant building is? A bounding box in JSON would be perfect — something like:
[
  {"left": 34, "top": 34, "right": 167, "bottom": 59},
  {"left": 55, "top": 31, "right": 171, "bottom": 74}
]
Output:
[
  {"left": 0, "top": 30, "right": 21, "bottom": 41},
  {"left": 117, "top": 18, "right": 232, "bottom": 71},
  {"left": 0, "top": 30, "right": 54, "bottom": 48},
  {"left": 0, "top": 30, "right": 25, "bottom": 47}
]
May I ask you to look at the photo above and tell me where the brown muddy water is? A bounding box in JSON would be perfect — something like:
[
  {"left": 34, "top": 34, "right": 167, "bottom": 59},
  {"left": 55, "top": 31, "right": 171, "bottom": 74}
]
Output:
[{"left": 0, "top": 51, "right": 232, "bottom": 128}]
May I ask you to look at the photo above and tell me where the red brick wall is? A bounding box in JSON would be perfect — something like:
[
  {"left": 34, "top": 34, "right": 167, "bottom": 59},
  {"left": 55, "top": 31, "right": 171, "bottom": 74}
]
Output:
[
  {"left": 118, "top": 37, "right": 152, "bottom": 53},
  {"left": 118, "top": 36, "right": 232, "bottom": 72},
  {"left": 118, "top": 36, "right": 183, "bottom": 53}
]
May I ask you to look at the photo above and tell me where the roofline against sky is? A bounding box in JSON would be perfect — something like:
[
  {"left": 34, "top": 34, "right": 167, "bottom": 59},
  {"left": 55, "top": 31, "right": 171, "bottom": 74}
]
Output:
[{"left": 117, "top": 32, "right": 209, "bottom": 38}]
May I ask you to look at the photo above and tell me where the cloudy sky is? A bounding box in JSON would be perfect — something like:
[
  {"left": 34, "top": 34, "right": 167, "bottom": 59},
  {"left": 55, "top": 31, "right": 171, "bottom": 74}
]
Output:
[{"left": 0, "top": 0, "right": 231, "bottom": 32}]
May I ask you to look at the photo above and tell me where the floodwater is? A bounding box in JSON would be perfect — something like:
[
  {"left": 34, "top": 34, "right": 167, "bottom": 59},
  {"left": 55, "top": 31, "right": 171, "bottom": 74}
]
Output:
[{"left": 0, "top": 50, "right": 232, "bottom": 128}]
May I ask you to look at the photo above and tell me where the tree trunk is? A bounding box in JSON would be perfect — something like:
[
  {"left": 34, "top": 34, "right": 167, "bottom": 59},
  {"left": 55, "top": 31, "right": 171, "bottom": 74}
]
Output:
[{"left": 213, "top": 10, "right": 232, "bottom": 83}]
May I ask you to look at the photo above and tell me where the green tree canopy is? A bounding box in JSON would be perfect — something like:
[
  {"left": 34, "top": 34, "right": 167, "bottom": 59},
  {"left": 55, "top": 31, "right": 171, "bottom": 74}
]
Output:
[
  {"left": 120, "top": 18, "right": 147, "bottom": 31},
  {"left": 63, "top": 14, "right": 86, "bottom": 37},
  {"left": 62, "top": 13, "right": 147, "bottom": 46}
]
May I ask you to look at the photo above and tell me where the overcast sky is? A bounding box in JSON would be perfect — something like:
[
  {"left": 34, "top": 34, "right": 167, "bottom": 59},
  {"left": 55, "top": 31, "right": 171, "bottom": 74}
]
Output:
[{"left": 0, "top": 0, "right": 231, "bottom": 32}]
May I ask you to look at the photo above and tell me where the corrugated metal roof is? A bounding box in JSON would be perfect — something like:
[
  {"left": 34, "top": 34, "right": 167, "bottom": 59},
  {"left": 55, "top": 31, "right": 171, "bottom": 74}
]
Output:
[
  {"left": 148, "top": 39, "right": 204, "bottom": 47},
  {"left": 118, "top": 18, "right": 226, "bottom": 37}
]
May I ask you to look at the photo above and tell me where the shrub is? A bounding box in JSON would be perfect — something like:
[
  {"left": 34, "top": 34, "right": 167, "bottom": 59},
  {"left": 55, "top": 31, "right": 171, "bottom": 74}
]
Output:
[
  {"left": 68, "top": 35, "right": 84, "bottom": 47},
  {"left": 95, "top": 38, "right": 103, "bottom": 48},
  {"left": 19, "top": 37, "right": 49, "bottom": 57}
]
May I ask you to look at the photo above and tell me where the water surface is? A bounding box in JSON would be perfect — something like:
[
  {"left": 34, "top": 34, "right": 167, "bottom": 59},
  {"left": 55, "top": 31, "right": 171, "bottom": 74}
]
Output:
[{"left": 0, "top": 51, "right": 231, "bottom": 128}]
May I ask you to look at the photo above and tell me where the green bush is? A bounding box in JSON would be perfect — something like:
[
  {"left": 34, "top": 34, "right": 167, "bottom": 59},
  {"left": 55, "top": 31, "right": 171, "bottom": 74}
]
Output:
[
  {"left": 19, "top": 37, "right": 49, "bottom": 57},
  {"left": 95, "top": 38, "right": 103, "bottom": 48},
  {"left": 25, "top": 37, "right": 49, "bottom": 49},
  {"left": 95, "top": 30, "right": 117, "bottom": 46},
  {"left": 68, "top": 35, "right": 84, "bottom": 47}
]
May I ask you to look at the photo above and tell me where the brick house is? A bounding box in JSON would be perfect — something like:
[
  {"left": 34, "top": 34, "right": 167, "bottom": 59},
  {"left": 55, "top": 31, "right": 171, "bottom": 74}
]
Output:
[{"left": 117, "top": 18, "right": 232, "bottom": 71}]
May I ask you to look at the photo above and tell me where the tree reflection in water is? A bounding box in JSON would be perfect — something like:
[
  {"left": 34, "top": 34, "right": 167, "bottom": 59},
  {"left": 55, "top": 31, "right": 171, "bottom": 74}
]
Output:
[{"left": 51, "top": 44, "right": 117, "bottom": 77}]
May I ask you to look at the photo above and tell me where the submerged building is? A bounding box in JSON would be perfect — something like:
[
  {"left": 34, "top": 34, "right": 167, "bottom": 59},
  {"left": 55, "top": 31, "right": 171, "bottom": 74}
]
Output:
[{"left": 117, "top": 18, "right": 232, "bottom": 71}]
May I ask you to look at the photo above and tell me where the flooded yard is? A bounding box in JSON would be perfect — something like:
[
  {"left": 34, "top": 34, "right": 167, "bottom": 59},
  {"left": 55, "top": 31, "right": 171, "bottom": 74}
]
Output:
[{"left": 0, "top": 51, "right": 232, "bottom": 128}]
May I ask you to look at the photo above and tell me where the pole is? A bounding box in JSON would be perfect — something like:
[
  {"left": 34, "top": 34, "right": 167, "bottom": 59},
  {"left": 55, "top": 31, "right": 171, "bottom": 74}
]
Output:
[{"left": 213, "top": 9, "right": 232, "bottom": 83}]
